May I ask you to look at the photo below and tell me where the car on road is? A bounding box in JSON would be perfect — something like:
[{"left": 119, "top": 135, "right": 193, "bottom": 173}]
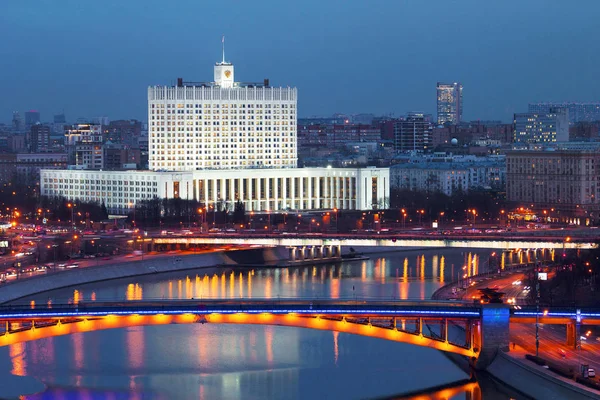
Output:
[{"left": 589, "top": 368, "right": 596, "bottom": 378}]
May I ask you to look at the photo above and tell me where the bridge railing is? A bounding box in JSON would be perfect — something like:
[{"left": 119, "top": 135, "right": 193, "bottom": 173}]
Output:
[{"left": 0, "top": 299, "right": 483, "bottom": 318}]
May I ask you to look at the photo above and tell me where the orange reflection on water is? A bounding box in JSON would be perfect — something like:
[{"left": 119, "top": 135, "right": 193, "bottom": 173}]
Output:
[
  {"left": 247, "top": 271, "right": 253, "bottom": 298},
  {"left": 238, "top": 273, "right": 244, "bottom": 298},
  {"left": 126, "top": 327, "right": 145, "bottom": 370},
  {"left": 361, "top": 262, "right": 367, "bottom": 282},
  {"left": 501, "top": 252, "right": 506, "bottom": 270},
  {"left": 168, "top": 281, "right": 173, "bottom": 298},
  {"left": 9, "top": 342, "right": 27, "bottom": 376},
  {"left": 177, "top": 279, "right": 183, "bottom": 298},
  {"left": 402, "top": 258, "right": 409, "bottom": 283},
  {"left": 265, "top": 326, "right": 273, "bottom": 364},
  {"left": 73, "top": 332, "right": 84, "bottom": 369},
  {"left": 381, "top": 258, "right": 387, "bottom": 283},
  {"left": 333, "top": 330, "right": 339, "bottom": 365},
  {"left": 432, "top": 255, "right": 438, "bottom": 281},
  {"left": 221, "top": 273, "right": 226, "bottom": 298},
  {"left": 73, "top": 290, "right": 81, "bottom": 305},
  {"left": 211, "top": 274, "right": 219, "bottom": 298},
  {"left": 440, "top": 256, "right": 445, "bottom": 283},
  {"left": 229, "top": 272, "right": 235, "bottom": 297},
  {"left": 420, "top": 255, "right": 425, "bottom": 281},
  {"left": 265, "top": 275, "right": 272, "bottom": 299},
  {"left": 330, "top": 277, "right": 340, "bottom": 299}
]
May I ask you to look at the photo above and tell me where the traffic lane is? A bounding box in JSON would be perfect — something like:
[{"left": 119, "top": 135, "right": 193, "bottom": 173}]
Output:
[{"left": 511, "top": 323, "right": 600, "bottom": 375}]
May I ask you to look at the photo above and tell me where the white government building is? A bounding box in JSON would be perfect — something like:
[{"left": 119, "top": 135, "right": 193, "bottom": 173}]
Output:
[{"left": 41, "top": 49, "right": 389, "bottom": 214}]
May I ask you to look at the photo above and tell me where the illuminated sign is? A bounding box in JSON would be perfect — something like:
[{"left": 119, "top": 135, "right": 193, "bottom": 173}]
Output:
[
  {"left": 0, "top": 241, "right": 8, "bottom": 248},
  {"left": 537, "top": 272, "right": 548, "bottom": 281}
]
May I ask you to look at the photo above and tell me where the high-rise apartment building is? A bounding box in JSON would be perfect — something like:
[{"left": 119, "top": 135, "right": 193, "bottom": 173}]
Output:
[
  {"left": 30, "top": 123, "right": 51, "bottom": 152},
  {"left": 528, "top": 102, "right": 600, "bottom": 124},
  {"left": 148, "top": 58, "right": 297, "bottom": 171},
  {"left": 513, "top": 108, "right": 569, "bottom": 143},
  {"left": 64, "top": 123, "right": 104, "bottom": 168},
  {"left": 437, "top": 82, "right": 463, "bottom": 125},
  {"left": 393, "top": 112, "right": 433, "bottom": 152}
]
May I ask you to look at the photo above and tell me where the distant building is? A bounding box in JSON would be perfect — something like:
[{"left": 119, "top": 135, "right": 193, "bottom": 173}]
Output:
[
  {"left": 65, "top": 123, "right": 103, "bottom": 167},
  {"left": 437, "top": 82, "right": 463, "bottom": 125},
  {"left": 103, "top": 143, "right": 141, "bottom": 170},
  {"left": 506, "top": 146, "right": 600, "bottom": 224},
  {"left": 53, "top": 114, "right": 66, "bottom": 124},
  {"left": 297, "top": 123, "right": 381, "bottom": 148},
  {"left": 103, "top": 120, "right": 142, "bottom": 145},
  {"left": 12, "top": 112, "right": 22, "bottom": 131},
  {"left": 7, "top": 135, "right": 26, "bottom": 153},
  {"left": 528, "top": 102, "right": 600, "bottom": 124},
  {"left": 390, "top": 156, "right": 505, "bottom": 196},
  {"left": 25, "top": 111, "right": 40, "bottom": 127},
  {"left": 393, "top": 112, "right": 433, "bottom": 152},
  {"left": 30, "top": 123, "right": 51, "bottom": 152},
  {"left": 513, "top": 108, "right": 569, "bottom": 143},
  {"left": 569, "top": 122, "right": 600, "bottom": 142},
  {"left": 0, "top": 153, "right": 68, "bottom": 183}
]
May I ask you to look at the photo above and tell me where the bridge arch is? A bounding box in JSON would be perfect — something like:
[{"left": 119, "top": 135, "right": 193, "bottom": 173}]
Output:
[{"left": 0, "top": 313, "right": 476, "bottom": 357}]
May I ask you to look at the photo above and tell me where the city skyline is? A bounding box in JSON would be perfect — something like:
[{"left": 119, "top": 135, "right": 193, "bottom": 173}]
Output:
[{"left": 3, "top": 1, "right": 600, "bottom": 124}]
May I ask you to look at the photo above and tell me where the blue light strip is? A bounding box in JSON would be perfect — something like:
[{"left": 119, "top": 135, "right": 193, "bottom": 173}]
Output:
[
  {"left": 513, "top": 312, "right": 576, "bottom": 317},
  {"left": 0, "top": 309, "right": 481, "bottom": 319}
]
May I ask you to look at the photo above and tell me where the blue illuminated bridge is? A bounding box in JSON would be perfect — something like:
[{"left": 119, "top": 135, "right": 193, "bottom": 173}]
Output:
[{"left": 0, "top": 299, "right": 598, "bottom": 369}]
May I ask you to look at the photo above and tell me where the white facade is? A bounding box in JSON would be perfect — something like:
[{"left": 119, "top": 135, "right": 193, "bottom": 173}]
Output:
[
  {"left": 148, "top": 61, "right": 297, "bottom": 171},
  {"left": 40, "top": 167, "right": 389, "bottom": 213}
]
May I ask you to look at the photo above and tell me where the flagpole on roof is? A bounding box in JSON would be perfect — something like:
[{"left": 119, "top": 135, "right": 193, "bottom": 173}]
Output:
[{"left": 222, "top": 35, "right": 225, "bottom": 64}]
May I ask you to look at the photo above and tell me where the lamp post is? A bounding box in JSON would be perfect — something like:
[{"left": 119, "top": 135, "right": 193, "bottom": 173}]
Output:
[
  {"left": 333, "top": 208, "right": 338, "bottom": 232},
  {"left": 535, "top": 269, "right": 540, "bottom": 357},
  {"left": 67, "top": 203, "right": 76, "bottom": 232},
  {"left": 401, "top": 209, "right": 406, "bottom": 229},
  {"left": 197, "top": 208, "right": 204, "bottom": 232}
]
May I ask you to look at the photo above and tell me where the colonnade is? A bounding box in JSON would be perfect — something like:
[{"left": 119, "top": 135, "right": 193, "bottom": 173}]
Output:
[{"left": 288, "top": 245, "right": 342, "bottom": 261}]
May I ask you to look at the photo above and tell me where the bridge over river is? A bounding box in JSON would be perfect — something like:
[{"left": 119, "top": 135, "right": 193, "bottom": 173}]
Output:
[{"left": 0, "top": 299, "right": 597, "bottom": 369}]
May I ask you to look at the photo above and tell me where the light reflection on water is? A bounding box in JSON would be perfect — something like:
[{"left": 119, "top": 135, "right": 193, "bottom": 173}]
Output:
[{"left": 0, "top": 249, "right": 536, "bottom": 399}]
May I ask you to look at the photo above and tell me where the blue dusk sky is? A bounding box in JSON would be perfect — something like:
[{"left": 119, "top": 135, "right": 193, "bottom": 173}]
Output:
[{"left": 2, "top": 0, "right": 600, "bottom": 123}]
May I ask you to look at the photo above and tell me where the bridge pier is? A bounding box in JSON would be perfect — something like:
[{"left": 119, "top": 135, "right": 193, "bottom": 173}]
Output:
[
  {"left": 474, "top": 304, "right": 510, "bottom": 370},
  {"left": 566, "top": 322, "right": 580, "bottom": 349}
]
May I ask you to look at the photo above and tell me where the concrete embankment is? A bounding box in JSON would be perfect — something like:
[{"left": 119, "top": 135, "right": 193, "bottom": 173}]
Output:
[
  {"left": 487, "top": 351, "right": 600, "bottom": 400},
  {"left": 0, "top": 248, "right": 292, "bottom": 304}
]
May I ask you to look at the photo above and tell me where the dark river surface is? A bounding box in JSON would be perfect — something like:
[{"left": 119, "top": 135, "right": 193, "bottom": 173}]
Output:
[{"left": 0, "top": 249, "right": 529, "bottom": 399}]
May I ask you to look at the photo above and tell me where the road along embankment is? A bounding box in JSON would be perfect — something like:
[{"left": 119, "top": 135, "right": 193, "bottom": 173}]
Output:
[
  {"left": 487, "top": 350, "right": 600, "bottom": 400},
  {"left": 0, "top": 247, "right": 292, "bottom": 304}
]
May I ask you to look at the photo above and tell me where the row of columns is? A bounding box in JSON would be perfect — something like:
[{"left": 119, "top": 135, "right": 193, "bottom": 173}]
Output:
[
  {"left": 288, "top": 245, "right": 342, "bottom": 261},
  {"left": 192, "top": 176, "right": 356, "bottom": 211}
]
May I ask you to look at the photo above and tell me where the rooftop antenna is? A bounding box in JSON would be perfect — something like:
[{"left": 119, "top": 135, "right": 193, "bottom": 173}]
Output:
[{"left": 221, "top": 35, "right": 225, "bottom": 64}]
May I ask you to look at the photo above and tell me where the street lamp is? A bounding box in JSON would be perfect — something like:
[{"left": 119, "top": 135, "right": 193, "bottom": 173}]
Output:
[
  {"left": 67, "top": 203, "right": 76, "bottom": 232},
  {"left": 333, "top": 208, "right": 338, "bottom": 232},
  {"left": 197, "top": 208, "right": 204, "bottom": 232},
  {"left": 401, "top": 209, "right": 407, "bottom": 229}
]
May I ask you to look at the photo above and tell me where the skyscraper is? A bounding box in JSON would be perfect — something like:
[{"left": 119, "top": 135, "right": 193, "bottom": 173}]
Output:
[
  {"left": 437, "top": 82, "right": 463, "bottom": 125},
  {"left": 30, "top": 123, "right": 51, "bottom": 152},
  {"left": 148, "top": 52, "right": 297, "bottom": 171},
  {"left": 513, "top": 108, "right": 569, "bottom": 143}
]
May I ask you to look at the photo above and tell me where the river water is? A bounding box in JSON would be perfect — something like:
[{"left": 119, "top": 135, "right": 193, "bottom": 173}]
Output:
[{"left": 0, "top": 249, "right": 527, "bottom": 399}]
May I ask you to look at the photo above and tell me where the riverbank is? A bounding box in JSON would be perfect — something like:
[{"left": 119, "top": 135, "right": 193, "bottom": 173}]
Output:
[{"left": 432, "top": 267, "right": 600, "bottom": 399}]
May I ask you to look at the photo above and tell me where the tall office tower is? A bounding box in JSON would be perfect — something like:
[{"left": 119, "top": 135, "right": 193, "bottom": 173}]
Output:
[
  {"left": 30, "top": 123, "right": 51, "bottom": 152},
  {"left": 437, "top": 82, "right": 463, "bottom": 125},
  {"left": 528, "top": 102, "right": 600, "bottom": 124},
  {"left": 148, "top": 55, "right": 297, "bottom": 171},
  {"left": 393, "top": 112, "right": 433, "bottom": 152},
  {"left": 25, "top": 110, "right": 41, "bottom": 127},
  {"left": 513, "top": 107, "right": 569, "bottom": 143}
]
